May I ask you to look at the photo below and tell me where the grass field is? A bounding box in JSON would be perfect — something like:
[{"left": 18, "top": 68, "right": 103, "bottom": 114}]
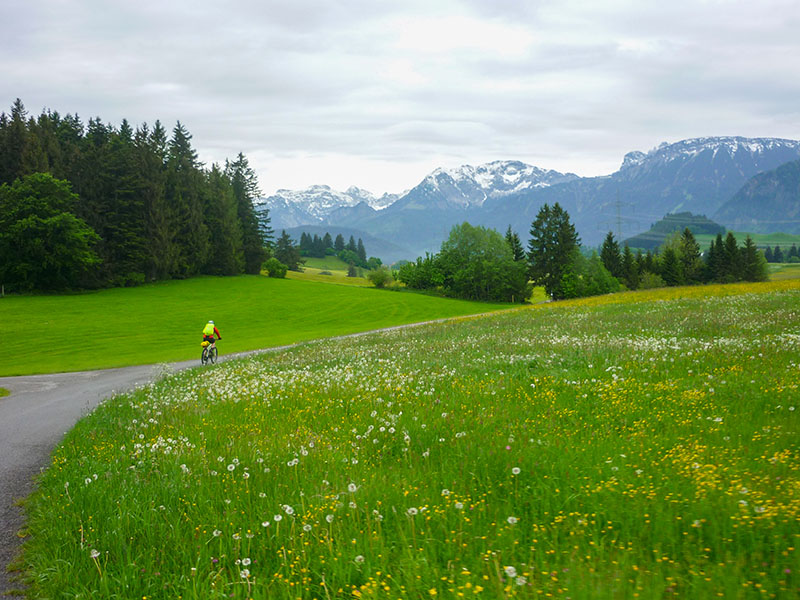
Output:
[
  {"left": 0, "top": 276, "right": 511, "bottom": 376},
  {"left": 769, "top": 263, "right": 800, "bottom": 281},
  {"left": 17, "top": 279, "right": 800, "bottom": 598}
]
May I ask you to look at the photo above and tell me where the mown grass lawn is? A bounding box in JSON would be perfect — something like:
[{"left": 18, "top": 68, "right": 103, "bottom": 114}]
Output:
[
  {"left": 0, "top": 275, "right": 512, "bottom": 376},
  {"left": 18, "top": 279, "right": 800, "bottom": 599}
]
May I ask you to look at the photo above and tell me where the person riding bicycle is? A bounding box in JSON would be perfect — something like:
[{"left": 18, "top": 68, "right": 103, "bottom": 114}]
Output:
[{"left": 202, "top": 320, "right": 222, "bottom": 347}]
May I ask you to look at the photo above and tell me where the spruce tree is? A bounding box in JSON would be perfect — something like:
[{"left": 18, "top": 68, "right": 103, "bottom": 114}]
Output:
[
  {"left": 274, "top": 230, "right": 303, "bottom": 271},
  {"left": 600, "top": 231, "right": 623, "bottom": 279},
  {"left": 204, "top": 164, "right": 244, "bottom": 275},
  {"left": 660, "top": 247, "right": 681, "bottom": 286},
  {"left": 527, "top": 202, "right": 580, "bottom": 299},
  {"left": 773, "top": 245, "right": 784, "bottom": 263},
  {"left": 168, "top": 121, "right": 209, "bottom": 276},
  {"left": 679, "top": 227, "right": 703, "bottom": 284},
  {"left": 720, "top": 232, "right": 741, "bottom": 282},
  {"left": 789, "top": 244, "right": 799, "bottom": 261},
  {"left": 741, "top": 236, "right": 768, "bottom": 282},
  {"left": 347, "top": 235, "right": 357, "bottom": 252},
  {"left": 323, "top": 232, "right": 333, "bottom": 250},
  {"left": 505, "top": 225, "right": 525, "bottom": 262},
  {"left": 357, "top": 238, "right": 367, "bottom": 262},
  {"left": 225, "top": 152, "right": 265, "bottom": 274},
  {"left": 622, "top": 244, "right": 638, "bottom": 289},
  {"left": 334, "top": 233, "right": 345, "bottom": 252},
  {"left": 764, "top": 246, "right": 774, "bottom": 263}
]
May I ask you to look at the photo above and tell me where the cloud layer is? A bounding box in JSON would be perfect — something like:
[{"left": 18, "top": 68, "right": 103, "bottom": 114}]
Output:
[{"left": 3, "top": 0, "right": 800, "bottom": 194}]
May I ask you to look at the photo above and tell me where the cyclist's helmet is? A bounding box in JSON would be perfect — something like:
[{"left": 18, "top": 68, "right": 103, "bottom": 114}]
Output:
[{"left": 209, "top": 320, "right": 214, "bottom": 324}]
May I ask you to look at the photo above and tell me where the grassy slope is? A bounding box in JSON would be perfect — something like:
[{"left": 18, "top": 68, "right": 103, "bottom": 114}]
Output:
[
  {"left": 19, "top": 279, "right": 800, "bottom": 599},
  {"left": 1, "top": 275, "right": 510, "bottom": 376}
]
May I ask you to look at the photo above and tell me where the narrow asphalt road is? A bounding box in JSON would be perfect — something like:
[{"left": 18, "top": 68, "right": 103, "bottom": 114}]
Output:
[
  {"left": 0, "top": 363, "right": 188, "bottom": 597},
  {"left": 0, "top": 315, "right": 493, "bottom": 597}
]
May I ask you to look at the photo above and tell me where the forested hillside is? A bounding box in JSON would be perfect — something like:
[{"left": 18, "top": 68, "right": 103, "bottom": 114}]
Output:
[{"left": 0, "top": 99, "right": 270, "bottom": 291}]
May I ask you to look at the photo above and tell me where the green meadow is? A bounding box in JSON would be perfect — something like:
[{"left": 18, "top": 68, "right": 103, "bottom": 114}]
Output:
[
  {"left": 17, "top": 280, "right": 800, "bottom": 598},
  {"left": 0, "top": 276, "right": 510, "bottom": 376}
]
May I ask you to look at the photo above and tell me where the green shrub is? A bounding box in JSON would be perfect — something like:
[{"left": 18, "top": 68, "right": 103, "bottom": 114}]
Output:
[
  {"left": 263, "top": 257, "right": 288, "bottom": 278},
  {"left": 367, "top": 266, "right": 393, "bottom": 288}
]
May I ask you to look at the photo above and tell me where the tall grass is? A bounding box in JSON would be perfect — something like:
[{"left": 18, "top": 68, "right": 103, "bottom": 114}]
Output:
[{"left": 19, "top": 280, "right": 800, "bottom": 598}]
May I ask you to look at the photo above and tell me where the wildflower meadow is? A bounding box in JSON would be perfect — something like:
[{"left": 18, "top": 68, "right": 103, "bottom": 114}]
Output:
[{"left": 19, "top": 281, "right": 800, "bottom": 598}]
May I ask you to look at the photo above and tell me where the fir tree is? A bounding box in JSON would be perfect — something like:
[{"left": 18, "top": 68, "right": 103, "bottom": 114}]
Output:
[
  {"left": 622, "top": 244, "right": 639, "bottom": 289},
  {"left": 274, "top": 230, "right": 303, "bottom": 271},
  {"left": 741, "top": 236, "right": 768, "bottom": 282},
  {"left": 527, "top": 202, "right": 580, "bottom": 299},
  {"left": 660, "top": 247, "right": 681, "bottom": 286},
  {"left": 334, "top": 233, "right": 345, "bottom": 252},
  {"left": 679, "top": 227, "right": 703, "bottom": 284},
  {"left": 357, "top": 238, "right": 367, "bottom": 262},
  {"left": 600, "top": 231, "right": 623, "bottom": 279},
  {"left": 505, "top": 225, "right": 525, "bottom": 262},
  {"left": 720, "top": 232, "right": 741, "bottom": 282},
  {"left": 225, "top": 152, "right": 264, "bottom": 274}
]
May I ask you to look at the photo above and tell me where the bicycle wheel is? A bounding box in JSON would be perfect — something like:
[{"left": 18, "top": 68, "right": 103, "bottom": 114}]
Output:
[
  {"left": 201, "top": 348, "right": 208, "bottom": 365},
  {"left": 209, "top": 346, "right": 218, "bottom": 364}
]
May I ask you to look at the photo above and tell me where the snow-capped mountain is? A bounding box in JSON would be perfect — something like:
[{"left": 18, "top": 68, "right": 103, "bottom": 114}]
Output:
[
  {"left": 400, "top": 161, "right": 578, "bottom": 210},
  {"left": 619, "top": 137, "right": 800, "bottom": 173},
  {"left": 259, "top": 137, "right": 800, "bottom": 260},
  {"left": 257, "top": 185, "right": 399, "bottom": 232}
]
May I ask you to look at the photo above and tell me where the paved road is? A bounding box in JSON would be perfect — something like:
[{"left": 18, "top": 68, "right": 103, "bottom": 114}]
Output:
[{"left": 0, "top": 363, "right": 184, "bottom": 597}]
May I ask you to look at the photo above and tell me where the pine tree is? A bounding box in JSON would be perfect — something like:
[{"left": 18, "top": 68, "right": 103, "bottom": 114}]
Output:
[
  {"left": 168, "top": 121, "right": 209, "bottom": 276},
  {"left": 788, "top": 244, "right": 799, "bottom": 261},
  {"left": 323, "top": 232, "right": 333, "bottom": 250},
  {"left": 274, "top": 230, "right": 303, "bottom": 271},
  {"left": 764, "top": 246, "right": 774, "bottom": 263},
  {"left": 357, "top": 238, "right": 367, "bottom": 262},
  {"left": 741, "top": 236, "right": 768, "bottom": 282},
  {"left": 706, "top": 233, "right": 725, "bottom": 282},
  {"left": 600, "top": 231, "right": 623, "bottom": 279},
  {"left": 0, "top": 99, "right": 28, "bottom": 185},
  {"left": 773, "top": 245, "right": 784, "bottom": 263},
  {"left": 720, "top": 232, "right": 741, "bottom": 282},
  {"left": 660, "top": 247, "right": 681, "bottom": 286},
  {"left": 225, "top": 152, "right": 264, "bottom": 274},
  {"left": 527, "top": 202, "right": 580, "bottom": 299},
  {"left": 505, "top": 225, "right": 525, "bottom": 262},
  {"left": 204, "top": 164, "right": 244, "bottom": 275},
  {"left": 256, "top": 206, "right": 274, "bottom": 249},
  {"left": 334, "top": 233, "right": 345, "bottom": 252},
  {"left": 679, "top": 227, "right": 703, "bottom": 284},
  {"left": 622, "top": 244, "right": 639, "bottom": 289},
  {"left": 347, "top": 235, "right": 357, "bottom": 252}
]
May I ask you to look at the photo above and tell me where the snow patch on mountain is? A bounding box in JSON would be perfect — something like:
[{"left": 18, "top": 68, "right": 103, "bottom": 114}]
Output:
[
  {"left": 626, "top": 137, "right": 800, "bottom": 168},
  {"left": 421, "top": 160, "right": 578, "bottom": 208}
]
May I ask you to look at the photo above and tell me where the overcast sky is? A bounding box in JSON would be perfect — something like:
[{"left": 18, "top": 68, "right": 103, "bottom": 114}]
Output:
[{"left": 3, "top": 0, "right": 800, "bottom": 196}]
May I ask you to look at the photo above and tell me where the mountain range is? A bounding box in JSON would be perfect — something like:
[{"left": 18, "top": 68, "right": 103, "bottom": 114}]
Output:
[{"left": 257, "top": 137, "right": 800, "bottom": 262}]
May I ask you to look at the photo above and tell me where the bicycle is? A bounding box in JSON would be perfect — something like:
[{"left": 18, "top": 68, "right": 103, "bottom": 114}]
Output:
[{"left": 201, "top": 341, "right": 218, "bottom": 365}]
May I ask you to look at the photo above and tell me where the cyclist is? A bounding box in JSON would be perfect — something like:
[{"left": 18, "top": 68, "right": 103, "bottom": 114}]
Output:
[{"left": 202, "top": 320, "right": 222, "bottom": 347}]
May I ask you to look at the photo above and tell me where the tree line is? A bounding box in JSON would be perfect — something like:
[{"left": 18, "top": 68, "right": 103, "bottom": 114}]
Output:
[
  {"left": 764, "top": 244, "right": 799, "bottom": 263},
  {"left": 297, "top": 231, "right": 381, "bottom": 270},
  {"left": 0, "top": 99, "right": 272, "bottom": 291},
  {"left": 599, "top": 229, "right": 768, "bottom": 292},
  {"left": 397, "top": 203, "right": 770, "bottom": 303}
]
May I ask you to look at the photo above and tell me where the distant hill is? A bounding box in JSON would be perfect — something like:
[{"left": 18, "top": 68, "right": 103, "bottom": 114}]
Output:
[
  {"left": 714, "top": 158, "right": 800, "bottom": 234},
  {"left": 624, "top": 212, "right": 726, "bottom": 250}
]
